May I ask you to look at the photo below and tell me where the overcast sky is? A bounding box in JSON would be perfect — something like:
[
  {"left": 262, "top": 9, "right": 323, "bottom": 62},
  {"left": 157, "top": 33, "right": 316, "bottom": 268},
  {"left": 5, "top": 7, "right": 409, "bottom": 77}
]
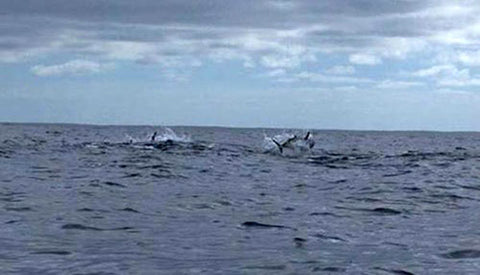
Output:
[{"left": 1, "top": 0, "right": 480, "bottom": 130}]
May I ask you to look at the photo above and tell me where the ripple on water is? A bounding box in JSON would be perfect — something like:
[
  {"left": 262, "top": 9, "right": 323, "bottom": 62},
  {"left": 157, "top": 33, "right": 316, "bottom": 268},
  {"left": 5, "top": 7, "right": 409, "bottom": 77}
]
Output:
[
  {"left": 0, "top": 191, "right": 26, "bottom": 203},
  {"left": 61, "top": 223, "right": 135, "bottom": 232},
  {"left": 335, "top": 206, "right": 403, "bottom": 216},
  {"left": 370, "top": 207, "right": 403, "bottom": 215},
  {"left": 312, "top": 266, "right": 346, "bottom": 272},
  {"left": 61, "top": 223, "right": 102, "bottom": 231},
  {"left": 121, "top": 173, "right": 142, "bottom": 178},
  {"left": 120, "top": 207, "right": 140, "bottom": 213},
  {"left": 309, "top": 212, "right": 347, "bottom": 218},
  {"left": 383, "top": 170, "right": 412, "bottom": 177},
  {"left": 0, "top": 149, "right": 11, "bottom": 158},
  {"left": 88, "top": 181, "right": 126, "bottom": 188},
  {"left": 374, "top": 267, "right": 415, "bottom": 275},
  {"left": 4, "top": 206, "right": 32, "bottom": 212},
  {"left": 242, "top": 265, "right": 287, "bottom": 271},
  {"left": 440, "top": 249, "right": 480, "bottom": 259},
  {"left": 31, "top": 250, "right": 72, "bottom": 256},
  {"left": 77, "top": 208, "right": 95, "bottom": 212},
  {"left": 313, "top": 233, "right": 347, "bottom": 243},
  {"left": 241, "top": 221, "right": 290, "bottom": 229}
]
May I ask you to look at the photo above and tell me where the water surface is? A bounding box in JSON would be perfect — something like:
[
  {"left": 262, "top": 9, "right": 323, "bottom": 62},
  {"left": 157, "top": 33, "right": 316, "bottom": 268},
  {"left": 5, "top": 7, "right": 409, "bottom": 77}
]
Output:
[{"left": 1, "top": 123, "right": 480, "bottom": 274}]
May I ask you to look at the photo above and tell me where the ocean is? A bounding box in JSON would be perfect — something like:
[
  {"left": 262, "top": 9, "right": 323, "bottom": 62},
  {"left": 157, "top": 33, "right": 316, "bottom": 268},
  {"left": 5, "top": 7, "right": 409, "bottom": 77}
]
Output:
[{"left": 1, "top": 123, "right": 480, "bottom": 274}]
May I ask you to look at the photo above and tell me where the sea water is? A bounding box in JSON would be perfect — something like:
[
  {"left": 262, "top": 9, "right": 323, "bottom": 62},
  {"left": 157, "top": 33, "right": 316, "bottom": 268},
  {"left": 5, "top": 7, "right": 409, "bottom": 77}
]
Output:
[{"left": 1, "top": 123, "right": 480, "bottom": 274}]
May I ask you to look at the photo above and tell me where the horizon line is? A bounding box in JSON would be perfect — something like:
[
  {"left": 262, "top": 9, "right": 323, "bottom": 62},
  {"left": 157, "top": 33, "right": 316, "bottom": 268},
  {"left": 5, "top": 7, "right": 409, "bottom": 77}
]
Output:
[{"left": 1, "top": 121, "right": 479, "bottom": 133}]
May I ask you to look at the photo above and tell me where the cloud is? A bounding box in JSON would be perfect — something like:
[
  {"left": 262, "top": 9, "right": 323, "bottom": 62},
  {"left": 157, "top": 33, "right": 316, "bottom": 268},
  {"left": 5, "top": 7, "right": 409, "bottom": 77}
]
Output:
[
  {"left": 333, "top": 85, "right": 360, "bottom": 92},
  {"left": 375, "top": 80, "right": 424, "bottom": 90},
  {"left": 294, "top": 71, "right": 374, "bottom": 84},
  {"left": 31, "top": 60, "right": 112, "bottom": 76},
  {"left": 1, "top": 1, "right": 477, "bottom": 63},
  {"left": 325, "top": 65, "right": 355, "bottom": 75},
  {"left": 265, "top": 69, "right": 286, "bottom": 77},
  {"left": 412, "top": 64, "right": 480, "bottom": 87},
  {"left": 2, "top": 0, "right": 480, "bottom": 87},
  {"left": 260, "top": 53, "right": 316, "bottom": 69},
  {"left": 435, "top": 50, "right": 480, "bottom": 67},
  {"left": 413, "top": 65, "right": 459, "bottom": 77},
  {"left": 438, "top": 77, "right": 480, "bottom": 87},
  {"left": 349, "top": 54, "right": 382, "bottom": 65},
  {"left": 457, "top": 50, "right": 480, "bottom": 66}
]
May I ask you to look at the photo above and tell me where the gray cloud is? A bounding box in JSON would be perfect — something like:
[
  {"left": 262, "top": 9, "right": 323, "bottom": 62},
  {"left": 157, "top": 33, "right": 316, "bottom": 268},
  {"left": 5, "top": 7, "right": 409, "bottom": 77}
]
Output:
[{"left": 2, "top": 0, "right": 480, "bottom": 75}]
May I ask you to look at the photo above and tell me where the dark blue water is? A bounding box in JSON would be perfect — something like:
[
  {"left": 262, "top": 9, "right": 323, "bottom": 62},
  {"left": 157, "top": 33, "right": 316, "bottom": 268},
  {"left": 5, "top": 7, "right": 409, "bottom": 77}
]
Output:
[{"left": 1, "top": 123, "right": 480, "bottom": 274}]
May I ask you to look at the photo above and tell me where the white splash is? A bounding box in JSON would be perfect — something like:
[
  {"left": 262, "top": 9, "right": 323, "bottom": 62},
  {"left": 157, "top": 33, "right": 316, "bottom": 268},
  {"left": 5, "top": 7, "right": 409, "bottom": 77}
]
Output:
[{"left": 154, "top": 127, "right": 191, "bottom": 142}]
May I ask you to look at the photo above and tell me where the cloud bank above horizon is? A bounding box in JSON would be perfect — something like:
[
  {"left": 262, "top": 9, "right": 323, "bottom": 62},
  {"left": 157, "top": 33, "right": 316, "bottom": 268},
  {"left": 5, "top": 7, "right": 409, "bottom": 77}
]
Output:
[{"left": 1, "top": 0, "right": 480, "bottom": 130}]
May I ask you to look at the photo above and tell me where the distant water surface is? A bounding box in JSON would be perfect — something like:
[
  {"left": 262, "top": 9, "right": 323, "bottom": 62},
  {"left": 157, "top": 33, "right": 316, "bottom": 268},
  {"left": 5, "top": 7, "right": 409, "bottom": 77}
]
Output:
[{"left": 1, "top": 123, "right": 480, "bottom": 274}]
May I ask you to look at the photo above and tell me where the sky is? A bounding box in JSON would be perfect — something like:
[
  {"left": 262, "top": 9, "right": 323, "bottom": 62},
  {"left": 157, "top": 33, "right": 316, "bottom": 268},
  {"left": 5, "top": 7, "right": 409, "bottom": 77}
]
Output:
[{"left": 1, "top": 0, "right": 480, "bottom": 131}]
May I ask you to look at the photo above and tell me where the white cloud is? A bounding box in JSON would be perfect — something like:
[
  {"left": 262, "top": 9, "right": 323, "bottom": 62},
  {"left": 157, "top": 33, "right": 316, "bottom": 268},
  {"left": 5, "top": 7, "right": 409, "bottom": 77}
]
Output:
[
  {"left": 376, "top": 80, "right": 424, "bottom": 89},
  {"left": 349, "top": 54, "right": 382, "bottom": 65},
  {"left": 413, "top": 64, "right": 469, "bottom": 79},
  {"left": 260, "top": 55, "right": 298, "bottom": 68},
  {"left": 267, "top": 0, "right": 296, "bottom": 10},
  {"left": 437, "top": 77, "right": 480, "bottom": 87},
  {"left": 295, "top": 71, "right": 374, "bottom": 84},
  {"left": 243, "top": 58, "right": 256, "bottom": 68},
  {"left": 333, "top": 86, "right": 359, "bottom": 92},
  {"left": 265, "top": 69, "right": 286, "bottom": 77},
  {"left": 413, "top": 65, "right": 457, "bottom": 77},
  {"left": 436, "top": 88, "right": 473, "bottom": 95},
  {"left": 412, "top": 64, "right": 480, "bottom": 87},
  {"left": 31, "top": 60, "right": 113, "bottom": 76},
  {"left": 430, "top": 29, "right": 471, "bottom": 45},
  {"left": 325, "top": 65, "right": 355, "bottom": 75},
  {"left": 379, "top": 37, "right": 428, "bottom": 60},
  {"left": 162, "top": 70, "right": 189, "bottom": 82},
  {"left": 456, "top": 50, "right": 480, "bottom": 66},
  {"left": 407, "top": 4, "right": 474, "bottom": 19},
  {"left": 275, "top": 77, "right": 298, "bottom": 83},
  {"left": 434, "top": 49, "right": 480, "bottom": 67},
  {"left": 260, "top": 53, "right": 316, "bottom": 69}
]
